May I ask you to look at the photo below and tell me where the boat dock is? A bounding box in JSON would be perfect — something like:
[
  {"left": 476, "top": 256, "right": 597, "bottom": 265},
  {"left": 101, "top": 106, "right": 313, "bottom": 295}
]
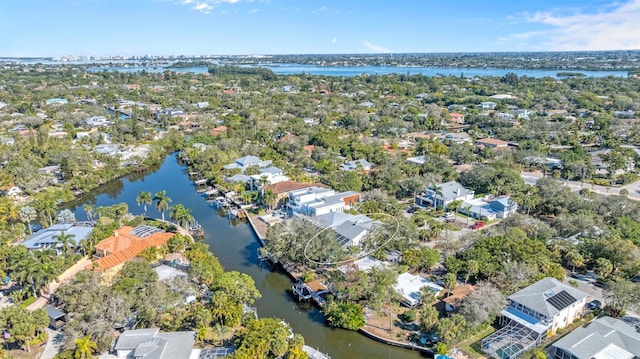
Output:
[
  {"left": 292, "top": 280, "right": 329, "bottom": 308},
  {"left": 303, "top": 345, "right": 331, "bottom": 359}
]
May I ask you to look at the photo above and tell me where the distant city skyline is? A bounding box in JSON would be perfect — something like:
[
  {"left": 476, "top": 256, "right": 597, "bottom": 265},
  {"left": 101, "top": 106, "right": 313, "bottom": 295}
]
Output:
[{"left": 1, "top": 0, "right": 639, "bottom": 57}]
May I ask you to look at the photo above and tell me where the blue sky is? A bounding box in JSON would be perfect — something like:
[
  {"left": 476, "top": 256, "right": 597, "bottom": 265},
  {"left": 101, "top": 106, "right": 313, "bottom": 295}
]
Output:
[{"left": 1, "top": 0, "right": 639, "bottom": 57}]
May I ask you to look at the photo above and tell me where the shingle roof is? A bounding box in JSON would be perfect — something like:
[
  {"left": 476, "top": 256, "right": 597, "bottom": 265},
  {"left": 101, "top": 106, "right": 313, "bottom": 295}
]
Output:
[
  {"left": 508, "top": 277, "right": 587, "bottom": 319},
  {"left": 89, "top": 226, "right": 174, "bottom": 271}
]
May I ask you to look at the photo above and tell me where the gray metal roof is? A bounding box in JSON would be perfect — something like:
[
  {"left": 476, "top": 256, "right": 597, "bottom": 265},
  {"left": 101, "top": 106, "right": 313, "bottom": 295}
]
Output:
[
  {"left": 550, "top": 316, "right": 640, "bottom": 359},
  {"left": 44, "top": 305, "right": 65, "bottom": 320},
  {"left": 115, "top": 329, "right": 195, "bottom": 359},
  {"left": 428, "top": 181, "right": 473, "bottom": 202},
  {"left": 508, "top": 277, "right": 587, "bottom": 319}
]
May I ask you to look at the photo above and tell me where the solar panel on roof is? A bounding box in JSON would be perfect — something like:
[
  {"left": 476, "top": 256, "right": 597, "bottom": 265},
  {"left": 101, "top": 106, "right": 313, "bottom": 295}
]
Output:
[{"left": 546, "top": 290, "right": 576, "bottom": 311}]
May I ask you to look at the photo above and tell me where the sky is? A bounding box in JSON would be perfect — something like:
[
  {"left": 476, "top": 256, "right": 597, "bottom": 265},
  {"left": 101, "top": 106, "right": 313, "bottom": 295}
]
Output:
[{"left": 1, "top": 0, "right": 640, "bottom": 57}]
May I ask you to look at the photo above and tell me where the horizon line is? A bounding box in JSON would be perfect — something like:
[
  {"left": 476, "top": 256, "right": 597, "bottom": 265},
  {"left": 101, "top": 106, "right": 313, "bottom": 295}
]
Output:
[{"left": 2, "top": 49, "right": 640, "bottom": 59}]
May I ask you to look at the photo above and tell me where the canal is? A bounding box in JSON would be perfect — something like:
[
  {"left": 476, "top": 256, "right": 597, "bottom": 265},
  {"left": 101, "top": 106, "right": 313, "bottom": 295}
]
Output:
[{"left": 67, "top": 154, "right": 429, "bottom": 359}]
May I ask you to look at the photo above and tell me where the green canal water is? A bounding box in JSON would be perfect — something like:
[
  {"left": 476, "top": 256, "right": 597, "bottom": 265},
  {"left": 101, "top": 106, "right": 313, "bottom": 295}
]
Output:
[{"left": 68, "top": 154, "right": 429, "bottom": 359}]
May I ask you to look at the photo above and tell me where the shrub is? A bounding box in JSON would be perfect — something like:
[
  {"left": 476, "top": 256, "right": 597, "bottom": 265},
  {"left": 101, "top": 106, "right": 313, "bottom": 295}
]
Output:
[{"left": 402, "top": 310, "right": 417, "bottom": 323}]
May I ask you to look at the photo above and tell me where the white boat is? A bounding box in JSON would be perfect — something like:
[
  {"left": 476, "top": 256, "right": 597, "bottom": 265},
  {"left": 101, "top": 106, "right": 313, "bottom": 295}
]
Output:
[{"left": 214, "top": 196, "right": 228, "bottom": 207}]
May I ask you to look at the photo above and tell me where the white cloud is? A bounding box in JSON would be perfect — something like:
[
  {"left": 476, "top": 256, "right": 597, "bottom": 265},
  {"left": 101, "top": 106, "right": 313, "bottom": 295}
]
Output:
[
  {"left": 505, "top": 0, "right": 640, "bottom": 50},
  {"left": 332, "top": 37, "right": 337, "bottom": 44},
  {"left": 312, "top": 5, "right": 327, "bottom": 14},
  {"left": 362, "top": 41, "right": 389, "bottom": 53},
  {"left": 249, "top": 8, "right": 260, "bottom": 13},
  {"left": 193, "top": 2, "right": 213, "bottom": 13},
  {"left": 176, "top": 0, "right": 243, "bottom": 14}
]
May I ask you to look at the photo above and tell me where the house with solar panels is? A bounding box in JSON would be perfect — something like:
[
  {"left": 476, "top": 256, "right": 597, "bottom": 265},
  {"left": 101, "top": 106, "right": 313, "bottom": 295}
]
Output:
[{"left": 482, "top": 277, "right": 588, "bottom": 359}]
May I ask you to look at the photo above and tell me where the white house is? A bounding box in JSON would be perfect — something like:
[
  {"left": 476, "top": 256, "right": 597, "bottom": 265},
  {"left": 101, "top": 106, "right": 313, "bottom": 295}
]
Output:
[
  {"left": 461, "top": 196, "right": 518, "bottom": 220},
  {"left": 393, "top": 272, "right": 444, "bottom": 308},
  {"left": 482, "top": 277, "right": 588, "bottom": 359},
  {"left": 406, "top": 155, "right": 426, "bottom": 165},
  {"left": 114, "top": 328, "right": 195, "bottom": 359},
  {"left": 287, "top": 187, "right": 360, "bottom": 217},
  {"left": 417, "top": 181, "right": 474, "bottom": 209},
  {"left": 340, "top": 159, "right": 374, "bottom": 171},
  {"left": 548, "top": 316, "right": 640, "bottom": 359},
  {"left": 223, "top": 155, "right": 272, "bottom": 172},
  {"left": 477, "top": 101, "right": 497, "bottom": 110},
  {"left": 84, "top": 116, "right": 113, "bottom": 127}
]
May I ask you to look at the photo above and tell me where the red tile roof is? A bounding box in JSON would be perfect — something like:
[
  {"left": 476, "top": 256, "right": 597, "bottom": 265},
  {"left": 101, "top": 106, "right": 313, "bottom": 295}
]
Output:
[{"left": 88, "top": 226, "right": 174, "bottom": 272}]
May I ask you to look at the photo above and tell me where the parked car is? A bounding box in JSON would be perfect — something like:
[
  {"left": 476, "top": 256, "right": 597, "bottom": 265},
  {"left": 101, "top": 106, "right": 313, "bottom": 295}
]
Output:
[
  {"left": 588, "top": 300, "right": 602, "bottom": 310},
  {"left": 407, "top": 205, "right": 418, "bottom": 213},
  {"left": 470, "top": 221, "right": 485, "bottom": 230},
  {"left": 444, "top": 212, "right": 455, "bottom": 219}
]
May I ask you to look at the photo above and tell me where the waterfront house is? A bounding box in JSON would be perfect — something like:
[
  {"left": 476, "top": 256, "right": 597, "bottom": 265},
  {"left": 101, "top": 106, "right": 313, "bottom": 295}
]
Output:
[
  {"left": 114, "top": 328, "right": 195, "bottom": 359},
  {"left": 261, "top": 181, "right": 324, "bottom": 209},
  {"left": 482, "top": 277, "right": 588, "bottom": 359},
  {"left": 338, "top": 256, "right": 388, "bottom": 274},
  {"left": 394, "top": 272, "right": 444, "bottom": 308},
  {"left": 223, "top": 155, "right": 272, "bottom": 172},
  {"left": 18, "top": 222, "right": 94, "bottom": 253},
  {"left": 313, "top": 212, "right": 380, "bottom": 248},
  {"left": 288, "top": 187, "right": 360, "bottom": 217},
  {"left": 547, "top": 316, "right": 640, "bottom": 359},
  {"left": 416, "top": 181, "right": 474, "bottom": 209},
  {"left": 443, "top": 284, "right": 476, "bottom": 312},
  {"left": 88, "top": 225, "right": 174, "bottom": 274}
]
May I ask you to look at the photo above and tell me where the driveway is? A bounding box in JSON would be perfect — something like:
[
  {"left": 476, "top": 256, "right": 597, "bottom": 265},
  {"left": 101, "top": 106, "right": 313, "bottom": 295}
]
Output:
[{"left": 40, "top": 328, "right": 62, "bottom": 359}]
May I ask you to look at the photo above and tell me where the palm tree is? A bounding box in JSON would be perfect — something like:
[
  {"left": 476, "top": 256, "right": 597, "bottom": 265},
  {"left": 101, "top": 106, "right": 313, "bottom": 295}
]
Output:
[
  {"left": 82, "top": 204, "right": 94, "bottom": 222},
  {"left": 170, "top": 204, "right": 194, "bottom": 233},
  {"left": 136, "top": 191, "right": 152, "bottom": 215},
  {"left": 443, "top": 272, "right": 457, "bottom": 297},
  {"left": 430, "top": 183, "right": 443, "bottom": 210},
  {"left": 54, "top": 231, "right": 76, "bottom": 254},
  {"left": 74, "top": 335, "right": 97, "bottom": 359},
  {"left": 153, "top": 190, "right": 172, "bottom": 221},
  {"left": 262, "top": 189, "right": 277, "bottom": 211}
]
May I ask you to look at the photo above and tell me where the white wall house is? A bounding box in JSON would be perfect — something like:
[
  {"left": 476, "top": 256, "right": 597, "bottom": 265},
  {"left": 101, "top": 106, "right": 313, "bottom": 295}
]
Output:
[
  {"left": 417, "top": 181, "right": 474, "bottom": 209},
  {"left": 288, "top": 187, "right": 360, "bottom": 217},
  {"left": 482, "top": 278, "right": 588, "bottom": 359}
]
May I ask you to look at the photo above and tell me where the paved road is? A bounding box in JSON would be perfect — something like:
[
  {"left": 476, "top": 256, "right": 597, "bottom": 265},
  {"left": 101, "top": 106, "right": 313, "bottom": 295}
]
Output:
[
  {"left": 520, "top": 171, "right": 640, "bottom": 201},
  {"left": 40, "top": 328, "right": 62, "bottom": 359}
]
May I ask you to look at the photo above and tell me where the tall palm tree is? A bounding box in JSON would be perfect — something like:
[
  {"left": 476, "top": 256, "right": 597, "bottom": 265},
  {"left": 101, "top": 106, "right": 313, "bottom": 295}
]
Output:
[
  {"left": 262, "top": 189, "right": 277, "bottom": 211},
  {"left": 74, "top": 335, "right": 97, "bottom": 359},
  {"left": 153, "top": 191, "right": 172, "bottom": 221},
  {"left": 83, "top": 204, "right": 94, "bottom": 222},
  {"left": 170, "top": 204, "right": 194, "bottom": 233},
  {"left": 54, "top": 231, "right": 76, "bottom": 254},
  {"left": 430, "top": 183, "right": 443, "bottom": 210},
  {"left": 136, "top": 191, "right": 152, "bottom": 215}
]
